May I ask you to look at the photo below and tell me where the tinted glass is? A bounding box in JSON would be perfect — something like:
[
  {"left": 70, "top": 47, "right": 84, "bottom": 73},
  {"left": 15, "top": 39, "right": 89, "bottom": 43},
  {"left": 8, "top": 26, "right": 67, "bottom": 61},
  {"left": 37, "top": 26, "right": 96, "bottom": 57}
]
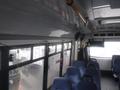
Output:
[
  {"left": 49, "top": 45, "right": 56, "bottom": 54},
  {"left": 56, "top": 44, "right": 62, "bottom": 52},
  {"left": 68, "top": 43, "right": 72, "bottom": 49},
  {"left": 33, "top": 46, "right": 45, "bottom": 59},
  {"left": 64, "top": 43, "right": 68, "bottom": 50},
  {"left": 9, "top": 48, "right": 31, "bottom": 66},
  {"left": 62, "top": 50, "right": 70, "bottom": 75},
  {"left": 9, "top": 60, "right": 44, "bottom": 90},
  {"left": 47, "top": 54, "right": 61, "bottom": 88}
]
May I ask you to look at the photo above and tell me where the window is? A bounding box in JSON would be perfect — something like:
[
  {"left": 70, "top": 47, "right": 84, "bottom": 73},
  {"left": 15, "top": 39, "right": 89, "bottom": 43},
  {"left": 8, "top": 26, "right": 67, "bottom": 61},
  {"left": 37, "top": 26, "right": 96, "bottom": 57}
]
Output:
[
  {"left": 49, "top": 45, "right": 56, "bottom": 54},
  {"left": 33, "top": 46, "right": 45, "bottom": 59},
  {"left": 68, "top": 43, "right": 72, "bottom": 49},
  {"left": 47, "top": 54, "right": 61, "bottom": 88},
  {"left": 90, "top": 42, "right": 120, "bottom": 59},
  {"left": 77, "top": 41, "right": 81, "bottom": 49},
  {"left": 9, "top": 60, "right": 44, "bottom": 90},
  {"left": 56, "top": 44, "right": 62, "bottom": 52},
  {"left": 62, "top": 50, "right": 71, "bottom": 75},
  {"left": 9, "top": 48, "right": 31, "bottom": 66},
  {"left": 64, "top": 43, "right": 68, "bottom": 50}
]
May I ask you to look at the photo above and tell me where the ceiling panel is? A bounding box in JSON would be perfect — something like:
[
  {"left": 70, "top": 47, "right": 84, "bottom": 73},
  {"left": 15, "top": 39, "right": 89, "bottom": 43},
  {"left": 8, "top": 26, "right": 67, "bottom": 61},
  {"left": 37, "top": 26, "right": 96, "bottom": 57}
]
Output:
[
  {"left": 110, "top": 0, "right": 120, "bottom": 8},
  {"left": 92, "top": 0, "right": 109, "bottom": 7},
  {"left": 0, "top": 0, "right": 75, "bottom": 38}
]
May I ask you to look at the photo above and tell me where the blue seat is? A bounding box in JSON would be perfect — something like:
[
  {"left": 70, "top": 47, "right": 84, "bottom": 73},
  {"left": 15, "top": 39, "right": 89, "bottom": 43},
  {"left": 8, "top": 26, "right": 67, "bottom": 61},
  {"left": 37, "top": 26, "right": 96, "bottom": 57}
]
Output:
[
  {"left": 72, "top": 61, "right": 86, "bottom": 77},
  {"left": 112, "top": 55, "right": 120, "bottom": 78},
  {"left": 51, "top": 77, "right": 71, "bottom": 90},
  {"left": 88, "top": 59, "right": 100, "bottom": 70},
  {"left": 64, "top": 66, "right": 81, "bottom": 90},
  {"left": 87, "top": 60, "right": 101, "bottom": 79},
  {"left": 78, "top": 75, "right": 97, "bottom": 90},
  {"left": 86, "top": 66, "right": 101, "bottom": 90}
]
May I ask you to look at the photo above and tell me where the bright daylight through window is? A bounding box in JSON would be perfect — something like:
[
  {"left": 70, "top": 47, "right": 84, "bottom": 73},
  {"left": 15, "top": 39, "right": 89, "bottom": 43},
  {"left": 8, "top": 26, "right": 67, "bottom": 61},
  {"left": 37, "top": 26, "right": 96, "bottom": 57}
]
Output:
[{"left": 90, "top": 42, "right": 120, "bottom": 59}]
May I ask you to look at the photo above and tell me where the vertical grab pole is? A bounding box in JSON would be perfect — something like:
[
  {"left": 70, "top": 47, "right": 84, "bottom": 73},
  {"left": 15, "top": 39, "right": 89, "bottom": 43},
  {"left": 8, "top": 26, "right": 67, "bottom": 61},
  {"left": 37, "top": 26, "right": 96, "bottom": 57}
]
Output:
[
  {"left": 43, "top": 43, "right": 49, "bottom": 90},
  {"left": 0, "top": 46, "right": 9, "bottom": 90},
  {"left": 59, "top": 42, "right": 64, "bottom": 77},
  {"left": 69, "top": 41, "right": 73, "bottom": 66}
]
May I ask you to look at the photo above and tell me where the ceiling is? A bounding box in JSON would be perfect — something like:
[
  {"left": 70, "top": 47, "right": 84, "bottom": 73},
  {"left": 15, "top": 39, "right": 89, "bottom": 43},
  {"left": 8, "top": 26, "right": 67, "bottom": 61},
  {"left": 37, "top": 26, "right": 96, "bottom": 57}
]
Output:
[
  {"left": 1, "top": 0, "right": 120, "bottom": 41},
  {"left": 0, "top": 0, "right": 76, "bottom": 39},
  {"left": 89, "top": 0, "right": 120, "bottom": 33}
]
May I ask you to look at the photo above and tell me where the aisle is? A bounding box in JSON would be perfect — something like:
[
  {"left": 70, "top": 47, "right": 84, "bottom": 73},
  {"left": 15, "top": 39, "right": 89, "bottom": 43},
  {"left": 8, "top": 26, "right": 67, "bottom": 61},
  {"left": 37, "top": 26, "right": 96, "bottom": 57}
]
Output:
[{"left": 101, "top": 76, "right": 119, "bottom": 90}]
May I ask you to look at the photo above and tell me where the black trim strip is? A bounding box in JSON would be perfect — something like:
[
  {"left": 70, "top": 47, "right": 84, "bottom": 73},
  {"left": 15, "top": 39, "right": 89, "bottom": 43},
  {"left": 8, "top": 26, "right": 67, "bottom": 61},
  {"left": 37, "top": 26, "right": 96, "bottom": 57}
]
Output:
[
  {"left": 9, "top": 57, "right": 44, "bottom": 70},
  {"left": 69, "top": 41, "right": 72, "bottom": 65},
  {"left": 9, "top": 44, "right": 46, "bottom": 49},
  {"left": 5, "top": 41, "right": 72, "bottom": 49},
  {"left": 0, "top": 34, "right": 73, "bottom": 40}
]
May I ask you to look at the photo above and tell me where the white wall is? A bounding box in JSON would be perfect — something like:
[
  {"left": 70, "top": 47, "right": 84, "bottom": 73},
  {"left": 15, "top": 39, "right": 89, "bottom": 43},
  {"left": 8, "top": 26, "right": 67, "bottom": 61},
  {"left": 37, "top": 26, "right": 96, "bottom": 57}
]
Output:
[{"left": 96, "top": 58, "right": 112, "bottom": 71}]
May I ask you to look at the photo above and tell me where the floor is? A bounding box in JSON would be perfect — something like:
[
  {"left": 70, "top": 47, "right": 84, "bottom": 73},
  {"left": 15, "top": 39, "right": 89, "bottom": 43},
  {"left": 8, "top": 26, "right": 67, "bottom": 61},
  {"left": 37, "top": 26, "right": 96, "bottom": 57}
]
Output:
[{"left": 101, "top": 76, "right": 119, "bottom": 90}]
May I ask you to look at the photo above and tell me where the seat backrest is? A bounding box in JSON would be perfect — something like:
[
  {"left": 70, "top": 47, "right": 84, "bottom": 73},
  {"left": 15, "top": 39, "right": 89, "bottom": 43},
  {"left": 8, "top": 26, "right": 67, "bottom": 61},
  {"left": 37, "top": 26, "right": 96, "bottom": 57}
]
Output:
[
  {"left": 72, "top": 61, "right": 85, "bottom": 68},
  {"left": 85, "top": 67, "right": 101, "bottom": 90},
  {"left": 72, "top": 61, "right": 86, "bottom": 77},
  {"left": 112, "top": 55, "right": 120, "bottom": 75},
  {"left": 65, "top": 66, "right": 82, "bottom": 90},
  {"left": 88, "top": 60, "right": 100, "bottom": 70},
  {"left": 78, "top": 77, "right": 97, "bottom": 90},
  {"left": 51, "top": 77, "right": 71, "bottom": 90},
  {"left": 112, "top": 55, "right": 120, "bottom": 67},
  {"left": 65, "top": 66, "right": 81, "bottom": 84}
]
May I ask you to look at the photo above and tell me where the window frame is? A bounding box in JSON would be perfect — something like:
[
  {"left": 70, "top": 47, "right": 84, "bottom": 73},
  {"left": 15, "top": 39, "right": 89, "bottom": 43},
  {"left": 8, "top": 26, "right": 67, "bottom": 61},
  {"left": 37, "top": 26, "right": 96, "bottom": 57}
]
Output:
[{"left": 0, "top": 41, "right": 73, "bottom": 90}]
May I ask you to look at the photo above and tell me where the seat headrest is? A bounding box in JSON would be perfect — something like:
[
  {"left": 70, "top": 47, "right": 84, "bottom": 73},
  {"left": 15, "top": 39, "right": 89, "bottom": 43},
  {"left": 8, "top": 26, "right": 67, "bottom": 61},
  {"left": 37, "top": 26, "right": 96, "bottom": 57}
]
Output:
[
  {"left": 88, "top": 60, "right": 99, "bottom": 69},
  {"left": 112, "top": 55, "right": 120, "bottom": 66},
  {"left": 72, "top": 61, "right": 85, "bottom": 67},
  {"left": 66, "top": 66, "right": 80, "bottom": 76},
  {"left": 52, "top": 77, "right": 71, "bottom": 90},
  {"left": 112, "top": 55, "right": 120, "bottom": 61},
  {"left": 65, "top": 67, "right": 80, "bottom": 84}
]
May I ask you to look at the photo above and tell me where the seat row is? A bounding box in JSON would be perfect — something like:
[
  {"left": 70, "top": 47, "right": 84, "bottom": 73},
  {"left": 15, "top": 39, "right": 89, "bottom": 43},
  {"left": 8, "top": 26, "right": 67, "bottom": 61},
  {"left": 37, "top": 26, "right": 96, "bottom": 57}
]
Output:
[
  {"left": 111, "top": 55, "right": 120, "bottom": 90},
  {"left": 51, "top": 59, "right": 101, "bottom": 90},
  {"left": 112, "top": 55, "right": 120, "bottom": 78}
]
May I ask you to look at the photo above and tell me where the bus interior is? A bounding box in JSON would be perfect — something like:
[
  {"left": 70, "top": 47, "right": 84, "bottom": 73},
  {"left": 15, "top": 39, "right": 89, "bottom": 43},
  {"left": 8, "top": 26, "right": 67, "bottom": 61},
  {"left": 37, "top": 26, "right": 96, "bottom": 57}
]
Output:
[{"left": 0, "top": 0, "right": 120, "bottom": 90}]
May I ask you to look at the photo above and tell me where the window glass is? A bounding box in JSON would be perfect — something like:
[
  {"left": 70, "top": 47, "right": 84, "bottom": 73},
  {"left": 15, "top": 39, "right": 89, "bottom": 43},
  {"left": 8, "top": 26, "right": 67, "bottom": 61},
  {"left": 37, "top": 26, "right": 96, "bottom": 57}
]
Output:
[
  {"left": 62, "top": 50, "right": 71, "bottom": 75},
  {"left": 56, "top": 44, "right": 62, "bottom": 52},
  {"left": 74, "top": 41, "right": 78, "bottom": 60},
  {"left": 33, "top": 46, "right": 45, "bottom": 59},
  {"left": 47, "top": 54, "right": 61, "bottom": 88},
  {"left": 90, "top": 42, "right": 120, "bottom": 59},
  {"left": 9, "top": 60, "right": 44, "bottom": 90},
  {"left": 49, "top": 45, "right": 56, "bottom": 54},
  {"left": 9, "top": 48, "right": 31, "bottom": 66},
  {"left": 77, "top": 41, "right": 81, "bottom": 49},
  {"left": 68, "top": 43, "right": 72, "bottom": 49},
  {"left": 64, "top": 43, "right": 68, "bottom": 50}
]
